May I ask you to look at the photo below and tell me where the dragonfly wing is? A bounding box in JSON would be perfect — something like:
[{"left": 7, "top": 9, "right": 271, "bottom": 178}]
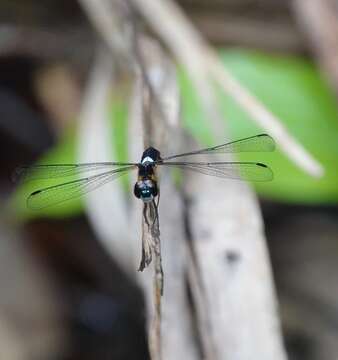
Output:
[
  {"left": 27, "top": 166, "right": 135, "bottom": 210},
  {"left": 14, "top": 162, "right": 137, "bottom": 182},
  {"left": 159, "top": 162, "right": 273, "bottom": 182},
  {"left": 161, "top": 134, "right": 275, "bottom": 160}
]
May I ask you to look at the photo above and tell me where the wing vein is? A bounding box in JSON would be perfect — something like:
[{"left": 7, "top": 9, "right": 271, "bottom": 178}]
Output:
[
  {"left": 158, "top": 161, "right": 273, "bottom": 182},
  {"left": 14, "top": 162, "right": 137, "bottom": 182},
  {"left": 161, "top": 134, "right": 275, "bottom": 161},
  {"left": 27, "top": 165, "right": 136, "bottom": 210}
]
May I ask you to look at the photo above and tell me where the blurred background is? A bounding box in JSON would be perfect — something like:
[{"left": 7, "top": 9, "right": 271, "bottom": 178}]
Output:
[{"left": 1, "top": 0, "right": 338, "bottom": 359}]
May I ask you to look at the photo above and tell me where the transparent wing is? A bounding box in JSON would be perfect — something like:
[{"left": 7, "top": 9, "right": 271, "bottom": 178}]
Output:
[
  {"left": 27, "top": 166, "right": 136, "bottom": 210},
  {"left": 161, "top": 134, "right": 275, "bottom": 161},
  {"left": 14, "top": 162, "right": 137, "bottom": 182},
  {"left": 159, "top": 161, "right": 273, "bottom": 182}
]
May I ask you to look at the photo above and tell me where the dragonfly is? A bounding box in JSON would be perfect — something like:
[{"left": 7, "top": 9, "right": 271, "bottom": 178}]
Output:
[{"left": 15, "top": 133, "right": 275, "bottom": 211}]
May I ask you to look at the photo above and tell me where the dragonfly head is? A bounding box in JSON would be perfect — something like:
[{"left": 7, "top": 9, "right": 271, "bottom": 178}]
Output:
[{"left": 134, "top": 179, "right": 158, "bottom": 203}]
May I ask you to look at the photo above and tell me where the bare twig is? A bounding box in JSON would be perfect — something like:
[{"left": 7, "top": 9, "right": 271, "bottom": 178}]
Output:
[
  {"left": 206, "top": 52, "right": 324, "bottom": 178},
  {"left": 128, "top": 37, "right": 198, "bottom": 360},
  {"left": 292, "top": 0, "right": 338, "bottom": 97},
  {"left": 132, "top": 36, "right": 165, "bottom": 360},
  {"left": 145, "top": 202, "right": 163, "bottom": 359},
  {"left": 77, "top": 45, "right": 137, "bottom": 274},
  {"left": 134, "top": 36, "right": 169, "bottom": 360},
  {"left": 130, "top": 0, "right": 324, "bottom": 178},
  {"left": 79, "top": 0, "right": 134, "bottom": 68}
]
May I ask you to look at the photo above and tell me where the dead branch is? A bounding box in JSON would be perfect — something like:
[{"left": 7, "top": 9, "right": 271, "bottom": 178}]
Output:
[
  {"left": 183, "top": 162, "right": 288, "bottom": 359},
  {"left": 292, "top": 0, "right": 338, "bottom": 97},
  {"left": 77, "top": 45, "right": 137, "bottom": 274},
  {"left": 129, "top": 36, "right": 198, "bottom": 360},
  {"left": 79, "top": 0, "right": 135, "bottom": 69}
]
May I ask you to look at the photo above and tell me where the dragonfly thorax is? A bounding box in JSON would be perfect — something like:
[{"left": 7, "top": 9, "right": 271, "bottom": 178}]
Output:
[
  {"left": 135, "top": 147, "right": 161, "bottom": 202},
  {"left": 141, "top": 147, "right": 161, "bottom": 163}
]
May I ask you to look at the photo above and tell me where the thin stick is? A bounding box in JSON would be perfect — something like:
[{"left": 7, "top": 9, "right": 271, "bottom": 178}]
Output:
[
  {"left": 206, "top": 52, "right": 324, "bottom": 178},
  {"left": 130, "top": 48, "right": 197, "bottom": 359},
  {"left": 147, "top": 200, "right": 163, "bottom": 359},
  {"left": 130, "top": 0, "right": 324, "bottom": 178},
  {"left": 292, "top": 0, "right": 338, "bottom": 97},
  {"left": 132, "top": 26, "right": 164, "bottom": 359},
  {"left": 79, "top": 0, "right": 134, "bottom": 68},
  {"left": 77, "top": 45, "right": 138, "bottom": 272},
  {"left": 141, "top": 79, "right": 164, "bottom": 360}
]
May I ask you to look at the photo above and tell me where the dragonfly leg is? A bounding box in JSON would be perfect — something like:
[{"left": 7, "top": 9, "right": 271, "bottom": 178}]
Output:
[
  {"left": 143, "top": 203, "right": 150, "bottom": 229},
  {"left": 139, "top": 203, "right": 152, "bottom": 272},
  {"left": 151, "top": 198, "right": 160, "bottom": 237},
  {"left": 138, "top": 235, "right": 152, "bottom": 271},
  {"left": 155, "top": 190, "right": 160, "bottom": 208}
]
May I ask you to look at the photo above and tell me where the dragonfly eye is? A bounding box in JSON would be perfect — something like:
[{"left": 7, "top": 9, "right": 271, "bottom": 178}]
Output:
[{"left": 133, "top": 181, "right": 158, "bottom": 202}]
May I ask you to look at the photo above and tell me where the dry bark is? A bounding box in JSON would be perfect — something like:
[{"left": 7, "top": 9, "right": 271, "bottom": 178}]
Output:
[{"left": 184, "top": 166, "right": 286, "bottom": 359}]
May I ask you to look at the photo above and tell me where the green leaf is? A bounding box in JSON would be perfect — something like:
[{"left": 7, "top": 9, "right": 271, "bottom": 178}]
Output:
[
  {"left": 10, "top": 95, "right": 130, "bottom": 221},
  {"left": 179, "top": 50, "right": 338, "bottom": 204},
  {"left": 10, "top": 126, "right": 82, "bottom": 221}
]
